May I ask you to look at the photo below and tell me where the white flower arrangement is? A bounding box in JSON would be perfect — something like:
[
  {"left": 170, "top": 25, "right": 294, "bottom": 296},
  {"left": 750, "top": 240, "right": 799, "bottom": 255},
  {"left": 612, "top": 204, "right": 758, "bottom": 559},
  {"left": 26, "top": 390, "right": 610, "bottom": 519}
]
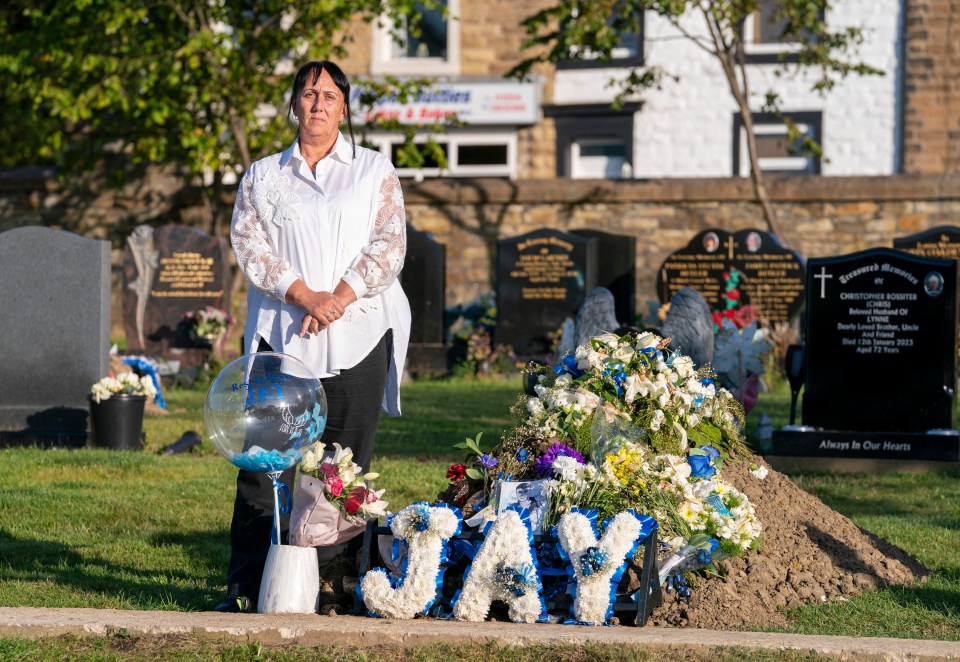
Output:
[
  {"left": 557, "top": 509, "right": 647, "bottom": 625},
  {"left": 523, "top": 331, "right": 742, "bottom": 458},
  {"left": 453, "top": 509, "right": 543, "bottom": 623},
  {"left": 90, "top": 372, "right": 157, "bottom": 404},
  {"left": 360, "top": 503, "right": 462, "bottom": 620}
]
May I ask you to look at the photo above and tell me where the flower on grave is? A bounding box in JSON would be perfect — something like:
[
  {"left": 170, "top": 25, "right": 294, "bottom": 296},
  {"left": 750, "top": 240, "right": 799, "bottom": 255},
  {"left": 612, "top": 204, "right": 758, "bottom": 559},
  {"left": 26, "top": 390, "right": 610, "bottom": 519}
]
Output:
[
  {"left": 478, "top": 453, "right": 498, "bottom": 470},
  {"left": 534, "top": 443, "right": 585, "bottom": 477},
  {"left": 90, "top": 371, "right": 158, "bottom": 403},
  {"left": 298, "top": 442, "right": 387, "bottom": 525},
  {"left": 183, "top": 305, "right": 234, "bottom": 340},
  {"left": 687, "top": 445, "right": 721, "bottom": 480},
  {"left": 494, "top": 562, "right": 541, "bottom": 597},
  {"left": 749, "top": 463, "right": 769, "bottom": 480},
  {"left": 446, "top": 463, "right": 467, "bottom": 482}
]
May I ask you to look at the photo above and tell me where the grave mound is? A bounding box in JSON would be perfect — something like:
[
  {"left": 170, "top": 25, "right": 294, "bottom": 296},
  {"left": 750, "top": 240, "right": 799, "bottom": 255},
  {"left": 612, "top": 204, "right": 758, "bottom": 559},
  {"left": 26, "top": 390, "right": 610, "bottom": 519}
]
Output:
[{"left": 647, "top": 454, "right": 927, "bottom": 628}]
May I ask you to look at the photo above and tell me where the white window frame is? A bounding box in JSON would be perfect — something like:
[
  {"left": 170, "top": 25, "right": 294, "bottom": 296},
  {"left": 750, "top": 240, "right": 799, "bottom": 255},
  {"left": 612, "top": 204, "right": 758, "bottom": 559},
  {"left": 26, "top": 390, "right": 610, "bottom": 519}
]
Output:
[
  {"left": 742, "top": 2, "right": 804, "bottom": 59},
  {"left": 371, "top": 0, "right": 461, "bottom": 76},
  {"left": 570, "top": 138, "right": 630, "bottom": 179},
  {"left": 366, "top": 129, "right": 517, "bottom": 179},
  {"left": 735, "top": 114, "right": 821, "bottom": 176}
]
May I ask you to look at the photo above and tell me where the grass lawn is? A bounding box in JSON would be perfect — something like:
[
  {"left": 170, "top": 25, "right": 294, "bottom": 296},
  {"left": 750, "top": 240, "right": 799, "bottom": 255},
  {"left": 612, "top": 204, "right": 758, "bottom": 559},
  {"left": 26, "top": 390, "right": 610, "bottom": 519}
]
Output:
[{"left": 0, "top": 374, "right": 958, "bottom": 654}]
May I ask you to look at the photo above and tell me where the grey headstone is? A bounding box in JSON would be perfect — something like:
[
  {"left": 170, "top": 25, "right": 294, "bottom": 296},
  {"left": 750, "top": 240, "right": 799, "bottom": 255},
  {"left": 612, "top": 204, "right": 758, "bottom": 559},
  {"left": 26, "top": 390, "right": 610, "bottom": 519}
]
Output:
[
  {"left": 0, "top": 227, "right": 110, "bottom": 444},
  {"left": 660, "top": 287, "right": 715, "bottom": 369},
  {"left": 575, "top": 287, "right": 620, "bottom": 348}
]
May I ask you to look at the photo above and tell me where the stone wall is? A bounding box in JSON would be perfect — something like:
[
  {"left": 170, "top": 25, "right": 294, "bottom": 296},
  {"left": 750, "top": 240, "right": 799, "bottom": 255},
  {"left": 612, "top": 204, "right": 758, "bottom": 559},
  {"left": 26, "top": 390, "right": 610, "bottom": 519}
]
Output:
[{"left": 2, "top": 170, "right": 959, "bottom": 335}]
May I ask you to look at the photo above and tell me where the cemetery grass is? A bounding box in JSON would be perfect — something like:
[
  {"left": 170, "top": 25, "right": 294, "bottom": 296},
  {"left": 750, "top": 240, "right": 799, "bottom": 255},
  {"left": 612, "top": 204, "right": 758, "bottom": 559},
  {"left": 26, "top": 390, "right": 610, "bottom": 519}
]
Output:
[{"left": 0, "top": 377, "right": 958, "bottom": 642}]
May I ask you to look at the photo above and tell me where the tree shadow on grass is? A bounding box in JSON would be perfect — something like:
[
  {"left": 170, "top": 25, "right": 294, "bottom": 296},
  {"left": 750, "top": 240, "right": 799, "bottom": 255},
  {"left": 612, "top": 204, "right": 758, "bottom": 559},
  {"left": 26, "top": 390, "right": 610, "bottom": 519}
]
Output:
[{"left": 0, "top": 527, "right": 226, "bottom": 611}]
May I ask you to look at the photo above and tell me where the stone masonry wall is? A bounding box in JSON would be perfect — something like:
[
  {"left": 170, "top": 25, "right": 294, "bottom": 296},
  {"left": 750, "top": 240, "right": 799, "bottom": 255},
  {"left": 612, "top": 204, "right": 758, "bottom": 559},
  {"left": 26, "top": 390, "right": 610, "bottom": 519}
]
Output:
[{"left": 2, "top": 171, "right": 958, "bottom": 335}]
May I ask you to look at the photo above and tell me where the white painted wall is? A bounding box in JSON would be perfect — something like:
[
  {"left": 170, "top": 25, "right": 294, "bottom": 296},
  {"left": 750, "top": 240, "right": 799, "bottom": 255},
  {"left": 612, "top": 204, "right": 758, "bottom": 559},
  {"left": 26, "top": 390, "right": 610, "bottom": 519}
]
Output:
[{"left": 552, "top": 0, "right": 902, "bottom": 177}]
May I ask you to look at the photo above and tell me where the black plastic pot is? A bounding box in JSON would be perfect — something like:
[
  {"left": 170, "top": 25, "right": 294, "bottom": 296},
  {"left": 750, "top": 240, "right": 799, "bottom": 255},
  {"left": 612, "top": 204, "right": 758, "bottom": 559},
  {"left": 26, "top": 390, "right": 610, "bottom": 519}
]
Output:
[{"left": 89, "top": 394, "right": 146, "bottom": 451}]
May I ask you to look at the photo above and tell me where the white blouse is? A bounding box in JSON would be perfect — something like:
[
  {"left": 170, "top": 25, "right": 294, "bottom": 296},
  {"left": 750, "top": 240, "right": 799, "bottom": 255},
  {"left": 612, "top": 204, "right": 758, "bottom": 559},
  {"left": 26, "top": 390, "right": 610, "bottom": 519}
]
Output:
[{"left": 230, "top": 133, "right": 411, "bottom": 416}]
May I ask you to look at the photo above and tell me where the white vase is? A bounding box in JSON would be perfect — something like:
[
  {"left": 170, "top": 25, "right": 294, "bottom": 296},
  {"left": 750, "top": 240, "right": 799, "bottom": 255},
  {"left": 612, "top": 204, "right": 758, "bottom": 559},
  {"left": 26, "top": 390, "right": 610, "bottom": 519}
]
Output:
[{"left": 257, "top": 544, "right": 320, "bottom": 614}]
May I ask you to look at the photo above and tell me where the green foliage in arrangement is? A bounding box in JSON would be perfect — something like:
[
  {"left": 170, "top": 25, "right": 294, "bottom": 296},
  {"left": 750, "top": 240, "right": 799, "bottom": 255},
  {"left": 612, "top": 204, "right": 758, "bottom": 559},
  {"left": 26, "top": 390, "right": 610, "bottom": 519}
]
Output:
[{"left": 0, "top": 377, "right": 958, "bottom": 643}]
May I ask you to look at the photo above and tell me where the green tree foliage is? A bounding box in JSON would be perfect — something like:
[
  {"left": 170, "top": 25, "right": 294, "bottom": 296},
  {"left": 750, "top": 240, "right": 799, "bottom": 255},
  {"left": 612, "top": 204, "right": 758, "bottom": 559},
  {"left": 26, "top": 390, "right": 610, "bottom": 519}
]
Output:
[
  {"left": 0, "top": 0, "right": 447, "bottom": 230},
  {"left": 509, "top": 0, "right": 882, "bottom": 241}
]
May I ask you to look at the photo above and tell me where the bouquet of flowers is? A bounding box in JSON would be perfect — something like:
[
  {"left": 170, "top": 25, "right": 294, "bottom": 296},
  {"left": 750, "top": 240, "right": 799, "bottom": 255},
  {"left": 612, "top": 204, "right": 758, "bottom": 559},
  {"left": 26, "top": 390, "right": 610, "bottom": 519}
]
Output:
[
  {"left": 289, "top": 442, "right": 388, "bottom": 547},
  {"left": 90, "top": 371, "right": 158, "bottom": 404},
  {"left": 439, "top": 330, "right": 763, "bottom": 581},
  {"left": 184, "top": 305, "right": 234, "bottom": 340}
]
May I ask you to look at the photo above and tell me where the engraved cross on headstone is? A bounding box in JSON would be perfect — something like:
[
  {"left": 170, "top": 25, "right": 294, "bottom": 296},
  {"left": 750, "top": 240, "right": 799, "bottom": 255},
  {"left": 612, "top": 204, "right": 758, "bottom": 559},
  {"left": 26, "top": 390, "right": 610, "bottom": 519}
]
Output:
[{"left": 814, "top": 266, "right": 833, "bottom": 299}]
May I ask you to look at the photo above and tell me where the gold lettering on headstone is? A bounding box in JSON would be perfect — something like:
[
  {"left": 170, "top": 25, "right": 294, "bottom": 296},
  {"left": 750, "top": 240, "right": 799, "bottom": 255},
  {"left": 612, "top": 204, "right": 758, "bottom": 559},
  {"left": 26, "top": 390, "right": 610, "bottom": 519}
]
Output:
[
  {"left": 511, "top": 243, "right": 577, "bottom": 301},
  {"left": 151, "top": 251, "right": 222, "bottom": 298}
]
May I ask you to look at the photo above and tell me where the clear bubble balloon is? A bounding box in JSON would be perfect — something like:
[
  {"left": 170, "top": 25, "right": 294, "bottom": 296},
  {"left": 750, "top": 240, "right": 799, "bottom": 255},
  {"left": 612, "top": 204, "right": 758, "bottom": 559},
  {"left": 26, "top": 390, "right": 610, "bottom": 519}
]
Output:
[{"left": 204, "top": 352, "right": 327, "bottom": 473}]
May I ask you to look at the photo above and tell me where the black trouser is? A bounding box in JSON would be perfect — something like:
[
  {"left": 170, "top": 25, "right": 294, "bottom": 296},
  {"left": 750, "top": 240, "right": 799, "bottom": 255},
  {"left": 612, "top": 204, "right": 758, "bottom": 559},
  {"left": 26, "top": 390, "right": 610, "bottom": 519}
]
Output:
[{"left": 224, "top": 330, "right": 392, "bottom": 604}]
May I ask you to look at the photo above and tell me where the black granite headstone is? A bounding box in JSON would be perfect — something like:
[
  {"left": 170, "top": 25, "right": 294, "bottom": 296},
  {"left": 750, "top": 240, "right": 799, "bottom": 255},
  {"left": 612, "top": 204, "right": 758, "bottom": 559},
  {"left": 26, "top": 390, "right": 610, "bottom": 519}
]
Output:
[
  {"left": 122, "top": 224, "right": 231, "bottom": 369},
  {"left": 400, "top": 224, "right": 447, "bottom": 375},
  {"left": 570, "top": 229, "right": 636, "bottom": 325},
  {"left": 895, "top": 225, "right": 960, "bottom": 354},
  {"left": 656, "top": 228, "right": 805, "bottom": 325},
  {"left": 772, "top": 247, "right": 959, "bottom": 461},
  {"left": 0, "top": 227, "right": 110, "bottom": 446},
  {"left": 894, "top": 225, "right": 960, "bottom": 261},
  {"left": 496, "top": 229, "right": 597, "bottom": 360}
]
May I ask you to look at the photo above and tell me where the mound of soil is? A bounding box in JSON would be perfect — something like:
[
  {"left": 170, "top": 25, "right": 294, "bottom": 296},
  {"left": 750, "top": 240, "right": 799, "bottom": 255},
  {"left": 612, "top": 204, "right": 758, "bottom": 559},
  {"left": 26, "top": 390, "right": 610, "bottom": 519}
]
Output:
[{"left": 647, "top": 455, "right": 928, "bottom": 629}]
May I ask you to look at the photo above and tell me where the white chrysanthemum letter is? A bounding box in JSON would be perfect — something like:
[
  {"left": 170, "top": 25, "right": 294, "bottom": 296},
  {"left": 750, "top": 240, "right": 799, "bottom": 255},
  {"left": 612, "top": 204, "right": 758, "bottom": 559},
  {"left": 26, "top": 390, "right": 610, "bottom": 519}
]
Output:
[
  {"left": 360, "top": 503, "right": 461, "bottom": 619},
  {"left": 557, "top": 510, "right": 645, "bottom": 625},
  {"left": 453, "top": 509, "right": 544, "bottom": 623}
]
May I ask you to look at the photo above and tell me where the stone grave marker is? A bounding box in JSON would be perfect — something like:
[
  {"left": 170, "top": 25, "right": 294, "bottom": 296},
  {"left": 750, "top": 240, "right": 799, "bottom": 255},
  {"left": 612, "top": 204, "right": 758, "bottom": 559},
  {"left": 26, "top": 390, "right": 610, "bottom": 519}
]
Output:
[
  {"left": 570, "top": 229, "right": 636, "bottom": 326},
  {"left": 496, "top": 228, "right": 597, "bottom": 360},
  {"left": 122, "top": 223, "right": 231, "bottom": 370},
  {"left": 895, "top": 225, "right": 960, "bottom": 353},
  {"left": 894, "top": 225, "right": 960, "bottom": 261},
  {"left": 0, "top": 227, "right": 110, "bottom": 446},
  {"left": 772, "top": 247, "right": 959, "bottom": 462},
  {"left": 656, "top": 228, "right": 805, "bottom": 325},
  {"left": 400, "top": 224, "right": 447, "bottom": 375}
]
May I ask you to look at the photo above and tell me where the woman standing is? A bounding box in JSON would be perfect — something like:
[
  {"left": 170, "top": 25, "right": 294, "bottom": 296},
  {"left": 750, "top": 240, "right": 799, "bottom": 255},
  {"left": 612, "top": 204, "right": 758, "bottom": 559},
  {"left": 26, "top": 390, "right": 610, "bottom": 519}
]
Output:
[{"left": 216, "top": 60, "right": 410, "bottom": 612}]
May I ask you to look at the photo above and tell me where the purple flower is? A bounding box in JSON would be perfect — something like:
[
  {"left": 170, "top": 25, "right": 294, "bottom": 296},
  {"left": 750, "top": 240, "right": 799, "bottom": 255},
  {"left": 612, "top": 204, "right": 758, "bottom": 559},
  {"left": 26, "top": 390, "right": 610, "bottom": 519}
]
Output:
[
  {"left": 534, "top": 443, "right": 586, "bottom": 477},
  {"left": 478, "top": 453, "right": 499, "bottom": 469}
]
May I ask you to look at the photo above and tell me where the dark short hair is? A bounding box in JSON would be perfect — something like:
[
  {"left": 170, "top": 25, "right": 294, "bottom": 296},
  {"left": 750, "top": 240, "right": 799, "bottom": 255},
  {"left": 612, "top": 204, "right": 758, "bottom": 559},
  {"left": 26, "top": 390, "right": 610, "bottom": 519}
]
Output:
[{"left": 287, "top": 60, "right": 356, "bottom": 158}]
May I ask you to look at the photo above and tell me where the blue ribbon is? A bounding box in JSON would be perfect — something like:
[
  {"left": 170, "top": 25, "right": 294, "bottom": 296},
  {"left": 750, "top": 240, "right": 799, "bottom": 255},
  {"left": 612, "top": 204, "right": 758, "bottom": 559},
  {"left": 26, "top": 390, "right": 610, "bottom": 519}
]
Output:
[
  {"left": 277, "top": 480, "right": 292, "bottom": 515},
  {"left": 122, "top": 356, "right": 165, "bottom": 409}
]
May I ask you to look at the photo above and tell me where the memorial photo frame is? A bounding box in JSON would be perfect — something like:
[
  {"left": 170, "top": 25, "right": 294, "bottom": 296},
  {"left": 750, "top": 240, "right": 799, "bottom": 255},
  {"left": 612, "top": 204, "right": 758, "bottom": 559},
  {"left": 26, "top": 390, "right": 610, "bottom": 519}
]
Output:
[{"left": 496, "top": 479, "right": 550, "bottom": 533}]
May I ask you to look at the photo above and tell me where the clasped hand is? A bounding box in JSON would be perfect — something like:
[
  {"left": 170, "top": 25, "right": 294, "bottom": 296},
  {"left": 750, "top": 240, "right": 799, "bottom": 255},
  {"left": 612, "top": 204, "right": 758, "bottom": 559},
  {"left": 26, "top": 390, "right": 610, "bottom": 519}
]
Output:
[{"left": 299, "top": 291, "right": 344, "bottom": 336}]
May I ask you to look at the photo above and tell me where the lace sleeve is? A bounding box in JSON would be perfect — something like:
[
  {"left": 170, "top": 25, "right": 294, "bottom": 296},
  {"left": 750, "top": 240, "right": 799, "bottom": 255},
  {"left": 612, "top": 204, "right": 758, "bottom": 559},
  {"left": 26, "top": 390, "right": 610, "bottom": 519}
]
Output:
[
  {"left": 230, "top": 170, "right": 293, "bottom": 298},
  {"left": 347, "top": 169, "right": 407, "bottom": 296}
]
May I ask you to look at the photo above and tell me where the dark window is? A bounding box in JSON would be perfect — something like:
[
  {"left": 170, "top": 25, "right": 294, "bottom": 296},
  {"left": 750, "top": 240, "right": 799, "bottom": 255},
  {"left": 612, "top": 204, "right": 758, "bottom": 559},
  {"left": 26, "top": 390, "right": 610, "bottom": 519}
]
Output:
[
  {"left": 391, "top": 142, "right": 448, "bottom": 169},
  {"left": 458, "top": 144, "right": 508, "bottom": 166},
  {"left": 398, "top": 1, "right": 448, "bottom": 59}
]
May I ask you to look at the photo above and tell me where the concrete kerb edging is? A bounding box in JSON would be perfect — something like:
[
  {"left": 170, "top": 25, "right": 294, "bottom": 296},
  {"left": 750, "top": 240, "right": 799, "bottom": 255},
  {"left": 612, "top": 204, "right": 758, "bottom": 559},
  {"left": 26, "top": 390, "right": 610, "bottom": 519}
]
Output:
[{"left": 2, "top": 608, "right": 960, "bottom": 661}]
